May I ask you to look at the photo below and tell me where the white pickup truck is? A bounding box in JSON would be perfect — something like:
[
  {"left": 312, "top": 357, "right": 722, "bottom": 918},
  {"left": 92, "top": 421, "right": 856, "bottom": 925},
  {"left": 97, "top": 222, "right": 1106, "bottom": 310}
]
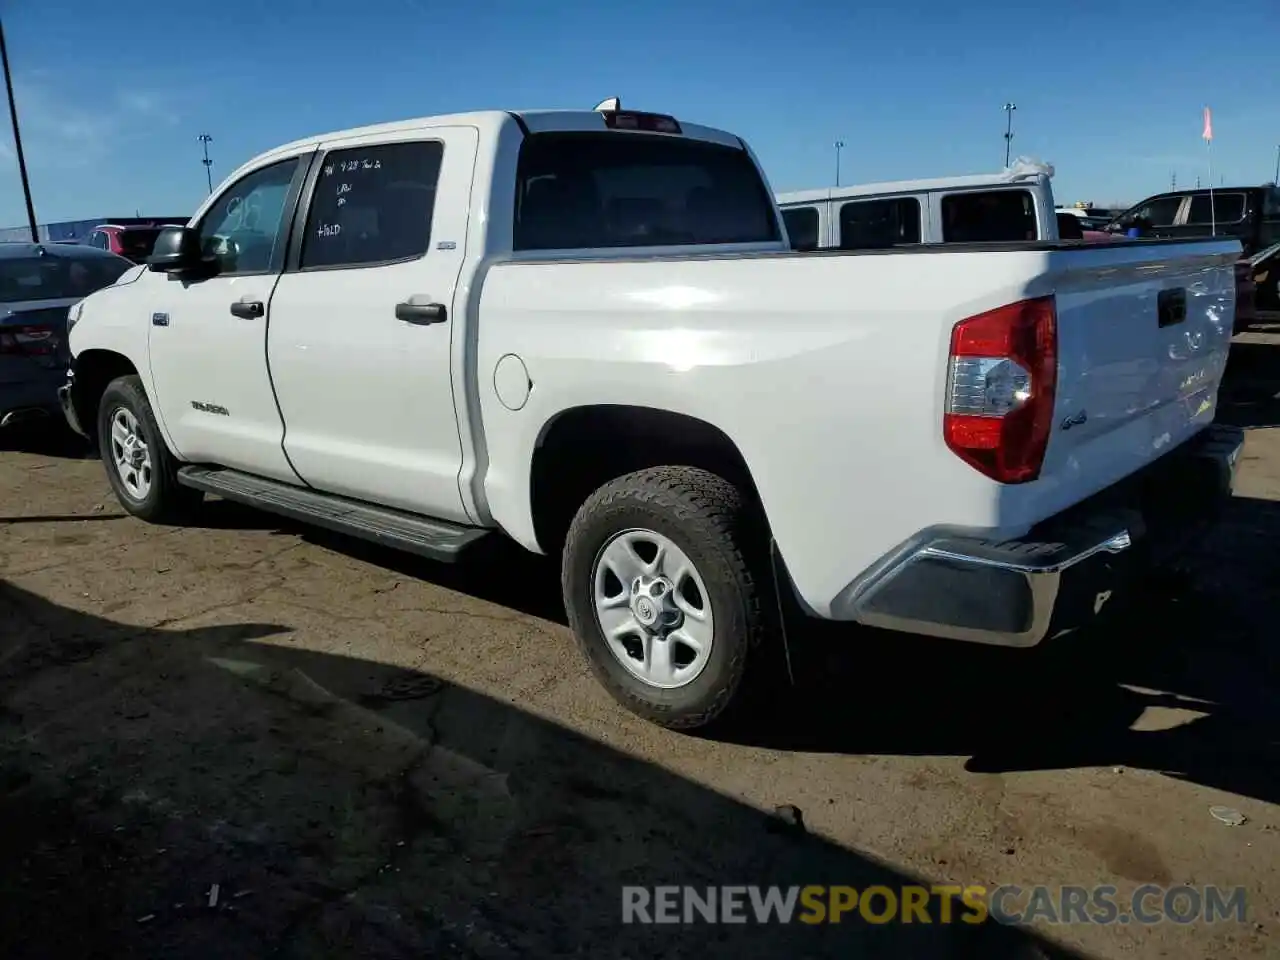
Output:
[{"left": 60, "top": 103, "right": 1245, "bottom": 731}]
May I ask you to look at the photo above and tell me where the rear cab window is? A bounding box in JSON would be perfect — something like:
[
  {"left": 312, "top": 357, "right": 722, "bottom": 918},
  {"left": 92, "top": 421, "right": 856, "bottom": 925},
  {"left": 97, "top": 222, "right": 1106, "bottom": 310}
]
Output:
[
  {"left": 513, "top": 132, "right": 780, "bottom": 251},
  {"left": 941, "top": 189, "right": 1037, "bottom": 242},
  {"left": 839, "top": 197, "right": 921, "bottom": 249}
]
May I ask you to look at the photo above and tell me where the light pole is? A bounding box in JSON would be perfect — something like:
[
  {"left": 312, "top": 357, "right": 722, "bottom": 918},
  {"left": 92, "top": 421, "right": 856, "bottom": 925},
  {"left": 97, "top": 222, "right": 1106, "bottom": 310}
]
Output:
[
  {"left": 834, "top": 140, "right": 845, "bottom": 187},
  {"left": 1002, "top": 103, "right": 1017, "bottom": 168},
  {"left": 198, "top": 133, "right": 214, "bottom": 194},
  {"left": 0, "top": 17, "right": 38, "bottom": 242}
]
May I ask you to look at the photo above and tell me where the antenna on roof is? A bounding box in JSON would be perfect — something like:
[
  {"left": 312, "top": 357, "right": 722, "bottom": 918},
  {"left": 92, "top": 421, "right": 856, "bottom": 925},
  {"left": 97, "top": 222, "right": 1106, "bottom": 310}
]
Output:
[{"left": 594, "top": 97, "right": 621, "bottom": 112}]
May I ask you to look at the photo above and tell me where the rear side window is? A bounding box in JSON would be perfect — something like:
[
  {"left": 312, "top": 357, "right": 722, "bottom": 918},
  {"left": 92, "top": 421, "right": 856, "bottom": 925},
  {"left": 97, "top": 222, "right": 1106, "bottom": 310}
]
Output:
[
  {"left": 0, "top": 255, "right": 130, "bottom": 301},
  {"left": 301, "top": 140, "right": 443, "bottom": 270},
  {"left": 941, "top": 190, "right": 1037, "bottom": 242},
  {"left": 839, "top": 197, "right": 921, "bottom": 249},
  {"left": 1186, "top": 192, "right": 1246, "bottom": 225},
  {"left": 513, "top": 133, "right": 780, "bottom": 251},
  {"left": 782, "top": 206, "right": 820, "bottom": 250}
]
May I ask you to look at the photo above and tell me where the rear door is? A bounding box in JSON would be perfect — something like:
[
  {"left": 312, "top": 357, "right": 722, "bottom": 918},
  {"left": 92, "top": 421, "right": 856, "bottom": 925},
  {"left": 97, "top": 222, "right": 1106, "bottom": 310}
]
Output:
[{"left": 266, "top": 127, "right": 478, "bottom": 523}]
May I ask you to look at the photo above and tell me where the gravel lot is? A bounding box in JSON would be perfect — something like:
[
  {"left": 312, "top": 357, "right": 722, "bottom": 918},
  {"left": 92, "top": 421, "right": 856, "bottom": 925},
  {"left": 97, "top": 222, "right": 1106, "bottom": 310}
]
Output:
[{"left": 2, "top": 328, "right": 1278, "bottom": 959}]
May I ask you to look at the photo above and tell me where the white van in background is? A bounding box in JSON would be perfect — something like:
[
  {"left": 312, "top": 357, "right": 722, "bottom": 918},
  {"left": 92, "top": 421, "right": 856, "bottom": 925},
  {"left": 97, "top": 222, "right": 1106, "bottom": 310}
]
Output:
[{"left": 777, "top": 167, "right": 1060, "bottom": 250}]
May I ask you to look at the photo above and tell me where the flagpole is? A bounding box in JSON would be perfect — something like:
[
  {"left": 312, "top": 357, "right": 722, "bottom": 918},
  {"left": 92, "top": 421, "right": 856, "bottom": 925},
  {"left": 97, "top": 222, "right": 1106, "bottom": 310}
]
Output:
[
  {"left": 1203, "top": 106, "right": 1216, "bottom": 237},
  {"left": 1207, "top": 142, "right": 1216, "bottom": 236}
]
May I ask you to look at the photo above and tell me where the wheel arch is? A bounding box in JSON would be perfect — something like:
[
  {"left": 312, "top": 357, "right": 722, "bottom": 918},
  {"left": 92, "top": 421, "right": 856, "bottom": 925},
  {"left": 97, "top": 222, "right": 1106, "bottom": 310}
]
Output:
[{"left": 528, "top": 403, "right": 767, "bottom": 558}]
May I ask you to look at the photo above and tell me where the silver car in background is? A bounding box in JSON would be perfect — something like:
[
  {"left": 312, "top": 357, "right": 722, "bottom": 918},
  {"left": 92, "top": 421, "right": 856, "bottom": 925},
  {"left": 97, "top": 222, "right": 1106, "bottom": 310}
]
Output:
[{"left": 1, "top": 243, "right": 132, "bottom": 433}]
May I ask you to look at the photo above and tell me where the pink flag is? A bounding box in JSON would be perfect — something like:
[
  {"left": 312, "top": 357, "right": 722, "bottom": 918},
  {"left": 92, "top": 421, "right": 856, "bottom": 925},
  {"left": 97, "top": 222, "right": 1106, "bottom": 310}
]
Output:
[{"left": 1202, "top": 107, "right": 1213, "bottom": 142}]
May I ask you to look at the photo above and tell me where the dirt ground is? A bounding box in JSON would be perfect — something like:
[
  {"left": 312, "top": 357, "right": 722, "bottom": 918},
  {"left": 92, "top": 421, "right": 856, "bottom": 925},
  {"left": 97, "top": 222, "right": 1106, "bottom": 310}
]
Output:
[{"left": 2, "top": 329, "right": 1278, "bottom": 959}]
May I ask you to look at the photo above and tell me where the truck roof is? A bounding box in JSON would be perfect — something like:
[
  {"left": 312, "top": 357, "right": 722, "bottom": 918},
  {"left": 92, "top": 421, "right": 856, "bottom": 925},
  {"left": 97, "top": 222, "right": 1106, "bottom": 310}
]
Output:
[
  {"left": 777, "top": 170, "right": 1052, "bottom": 207},
  {"left": 255, "top": 109, "right": 743, "bottom": 168}
]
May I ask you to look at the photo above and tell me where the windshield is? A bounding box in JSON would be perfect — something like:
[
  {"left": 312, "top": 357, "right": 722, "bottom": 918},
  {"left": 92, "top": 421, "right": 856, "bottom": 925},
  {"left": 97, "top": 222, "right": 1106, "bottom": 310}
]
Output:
[{"left": 0, "top": 255, "right": 131, "bottom": 303}]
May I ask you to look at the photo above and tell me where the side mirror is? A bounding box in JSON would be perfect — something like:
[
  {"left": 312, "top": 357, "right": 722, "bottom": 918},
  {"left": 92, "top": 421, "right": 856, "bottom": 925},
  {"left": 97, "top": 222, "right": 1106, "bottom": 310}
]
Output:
[{"left": 146, "top": 226, "right": 208, "bottom": 274}]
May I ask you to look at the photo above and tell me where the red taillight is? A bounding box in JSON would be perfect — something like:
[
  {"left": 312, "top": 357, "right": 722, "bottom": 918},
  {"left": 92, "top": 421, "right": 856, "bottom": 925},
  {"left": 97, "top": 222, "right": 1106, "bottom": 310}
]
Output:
[
  {"left": 0, "top": 324, "right": 56, "bottom": 356},
  {"left": 943, "top": 296, "right": 1057, "bottom": 484}
]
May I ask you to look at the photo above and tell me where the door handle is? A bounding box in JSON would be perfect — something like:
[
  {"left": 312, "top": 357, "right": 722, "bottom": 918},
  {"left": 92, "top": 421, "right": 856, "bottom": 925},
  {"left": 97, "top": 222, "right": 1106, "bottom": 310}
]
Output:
[
  {"left": 230, "top": 300, "right": 264, "bottom": 319},
  {"left": 395, "top": 301, "right": 447, "bottom": 325}
]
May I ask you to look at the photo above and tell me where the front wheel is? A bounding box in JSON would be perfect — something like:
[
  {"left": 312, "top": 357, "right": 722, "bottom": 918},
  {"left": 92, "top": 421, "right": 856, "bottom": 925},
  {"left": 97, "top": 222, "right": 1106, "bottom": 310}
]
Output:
[
  {"left": 561, "top": 466, "right": 771, "bottom": 730},
  {"left": 97, "top": 375, "right": 202, "bottom": 524}
]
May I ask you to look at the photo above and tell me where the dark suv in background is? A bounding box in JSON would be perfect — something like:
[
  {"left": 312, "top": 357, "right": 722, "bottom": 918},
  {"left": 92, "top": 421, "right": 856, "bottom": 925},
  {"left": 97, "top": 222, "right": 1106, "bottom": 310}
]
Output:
[{"left": 1106, "top": 185, "right": 1280, "bottom": 322}]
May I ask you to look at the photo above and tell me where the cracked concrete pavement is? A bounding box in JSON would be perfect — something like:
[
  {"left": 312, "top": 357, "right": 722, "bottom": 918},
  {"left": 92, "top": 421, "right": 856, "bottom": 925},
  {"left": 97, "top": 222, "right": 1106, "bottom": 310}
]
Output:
[{"left": 1, "top": 330, "right": 1278, "bottom": 958}]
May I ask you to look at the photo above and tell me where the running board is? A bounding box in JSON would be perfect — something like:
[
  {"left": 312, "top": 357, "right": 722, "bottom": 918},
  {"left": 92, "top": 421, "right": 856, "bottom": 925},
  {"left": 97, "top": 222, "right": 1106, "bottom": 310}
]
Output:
[{"left": 176, "top": 466, "right": 493, "bottom": 563}]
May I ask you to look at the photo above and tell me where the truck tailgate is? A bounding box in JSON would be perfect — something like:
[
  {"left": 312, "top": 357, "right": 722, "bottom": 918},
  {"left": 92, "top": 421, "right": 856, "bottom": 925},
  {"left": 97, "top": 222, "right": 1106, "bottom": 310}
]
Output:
[{"left": 1029, "top": 238, "right": 1240, "bottom": 518}]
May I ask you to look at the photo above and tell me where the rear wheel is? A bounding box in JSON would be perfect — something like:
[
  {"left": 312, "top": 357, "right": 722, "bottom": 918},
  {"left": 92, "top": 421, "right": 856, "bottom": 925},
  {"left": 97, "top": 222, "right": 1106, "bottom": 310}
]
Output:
[
  {"left": 97, "top": 375, "right": 202, "bottom": 524},
  {"left": 561, "top": 466, "right": 770, "bottom": 730}
]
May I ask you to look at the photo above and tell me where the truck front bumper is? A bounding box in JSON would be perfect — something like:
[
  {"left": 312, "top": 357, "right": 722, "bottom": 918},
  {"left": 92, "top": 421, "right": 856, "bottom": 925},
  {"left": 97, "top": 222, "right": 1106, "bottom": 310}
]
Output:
[{"left": 834, "top": 423, "right": 1245, "bottom": 648}]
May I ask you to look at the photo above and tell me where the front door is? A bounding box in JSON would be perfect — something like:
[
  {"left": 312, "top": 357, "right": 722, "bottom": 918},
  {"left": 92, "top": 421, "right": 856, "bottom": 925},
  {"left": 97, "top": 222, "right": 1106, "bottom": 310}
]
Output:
[
  {"left": 146, "top": 154, "right": 310, "bottom": 481},
  {"left": 266, "top": 127, "right": 478, "bottom": 523}
]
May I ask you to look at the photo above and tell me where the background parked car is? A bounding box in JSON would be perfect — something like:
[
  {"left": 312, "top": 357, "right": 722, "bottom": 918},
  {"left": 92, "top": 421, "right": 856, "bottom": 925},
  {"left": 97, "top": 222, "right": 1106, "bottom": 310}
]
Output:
[
  {"left": 1, "top": 243, "right": 132, "bottom": 433},
  {"left": 85, "top": 222, "right": 186, "bottom": 264}
]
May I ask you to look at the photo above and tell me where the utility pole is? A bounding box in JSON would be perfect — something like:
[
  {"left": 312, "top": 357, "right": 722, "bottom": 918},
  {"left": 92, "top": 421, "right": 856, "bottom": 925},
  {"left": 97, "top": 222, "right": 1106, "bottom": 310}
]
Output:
[
  {"left": 1273, "top": 144, "right": 1278, "bottom": 184},
  {"left": 1196, "top": 175, "right": 1201, "bottom": 188},
  {"left": 1002, "top": 102, "right": 1017, "bottom": 167},
  {"left": 834, "top": 140, "right": 845, "bottom": 187},
  {"left": 0, "top": 17, "right": 38, "bottom": 242},
  {"left": 198, "top": 133, "right": 214, "bottom": 194},
  {"left": 1171, "top": 171, "right": 1177, "bottom": 190}
]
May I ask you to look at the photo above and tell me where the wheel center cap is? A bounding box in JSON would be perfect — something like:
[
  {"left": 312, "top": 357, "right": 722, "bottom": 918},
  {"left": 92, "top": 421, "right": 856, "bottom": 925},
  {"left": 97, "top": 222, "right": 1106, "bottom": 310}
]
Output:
[
  {"left": 630, "top": 576, "right": 679, "bottom": 630},
  {"left": 634, "top": 596, "right": 657, "bottom": 625}
]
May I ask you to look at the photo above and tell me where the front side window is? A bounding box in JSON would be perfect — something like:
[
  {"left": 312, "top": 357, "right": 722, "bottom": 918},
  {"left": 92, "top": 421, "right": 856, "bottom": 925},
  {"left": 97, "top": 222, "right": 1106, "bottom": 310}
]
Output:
[
  {"left": 1185, "top": 192, "right": 1247, "bottom": 225},
  {"left": 1115, "top": 196, "right": 1184, "bottom": 231},
  {"left": 839, "top": 197, "right": 921, "bottom": 249},
  {"left": 941, "top": 190, "right": 1037, "bottom": 242},
  {"left": 514, "top": 132, "right": 780, "bottom": 251},
  {"left": 196, "top": 158, "right": 300, "bottom": 275},
  {"left": 300, "top": 140, "right": 444, "bottom": 270},
  {"left": 782, "top": 206, "right": 820, "bottom": 251}
]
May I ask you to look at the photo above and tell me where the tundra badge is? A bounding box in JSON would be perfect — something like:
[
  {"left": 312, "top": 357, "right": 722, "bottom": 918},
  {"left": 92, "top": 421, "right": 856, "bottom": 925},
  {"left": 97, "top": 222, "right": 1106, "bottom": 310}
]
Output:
[{"left": 191, "top": 401, "right": 230, "bottom": 416}]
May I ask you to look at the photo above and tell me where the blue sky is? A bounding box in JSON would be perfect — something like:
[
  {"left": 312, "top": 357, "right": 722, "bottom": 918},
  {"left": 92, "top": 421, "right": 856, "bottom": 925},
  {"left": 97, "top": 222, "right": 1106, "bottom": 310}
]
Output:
[{"left": 1, "top": 0, "right": 1277, "bottom": 226}]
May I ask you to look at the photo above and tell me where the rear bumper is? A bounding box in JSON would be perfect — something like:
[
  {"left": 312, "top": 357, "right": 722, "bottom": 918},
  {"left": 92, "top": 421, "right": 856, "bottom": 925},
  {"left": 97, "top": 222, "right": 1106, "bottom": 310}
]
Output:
[
  {"left": 1, "top": 366, "right": 65, "bottom": 426},
  {"left": 834, "top": 423, "right": 1245, "bottom": 648}
]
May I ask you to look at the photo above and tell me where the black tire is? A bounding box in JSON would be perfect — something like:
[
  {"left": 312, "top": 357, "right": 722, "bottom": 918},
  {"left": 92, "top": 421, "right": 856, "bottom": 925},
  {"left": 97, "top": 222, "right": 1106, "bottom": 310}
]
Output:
[
  {"left": 561, "top": 466, "right": 771, "bottom": 730},
  {"left": 97, "top": 375, "right": 202, "bottom": 524}
]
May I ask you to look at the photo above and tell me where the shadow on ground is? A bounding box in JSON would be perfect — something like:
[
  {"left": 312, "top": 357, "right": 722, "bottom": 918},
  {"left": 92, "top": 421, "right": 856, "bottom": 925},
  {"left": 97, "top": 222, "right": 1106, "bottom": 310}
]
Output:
[{"left": 0, "top": 582, "right": 1081, "bottom": 959}]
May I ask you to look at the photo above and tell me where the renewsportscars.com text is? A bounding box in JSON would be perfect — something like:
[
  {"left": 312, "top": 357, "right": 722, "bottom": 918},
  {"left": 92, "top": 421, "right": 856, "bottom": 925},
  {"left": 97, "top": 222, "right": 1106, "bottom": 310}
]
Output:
[{"left": 621, "top": 884, "right": 1248, "bottom": 926}]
